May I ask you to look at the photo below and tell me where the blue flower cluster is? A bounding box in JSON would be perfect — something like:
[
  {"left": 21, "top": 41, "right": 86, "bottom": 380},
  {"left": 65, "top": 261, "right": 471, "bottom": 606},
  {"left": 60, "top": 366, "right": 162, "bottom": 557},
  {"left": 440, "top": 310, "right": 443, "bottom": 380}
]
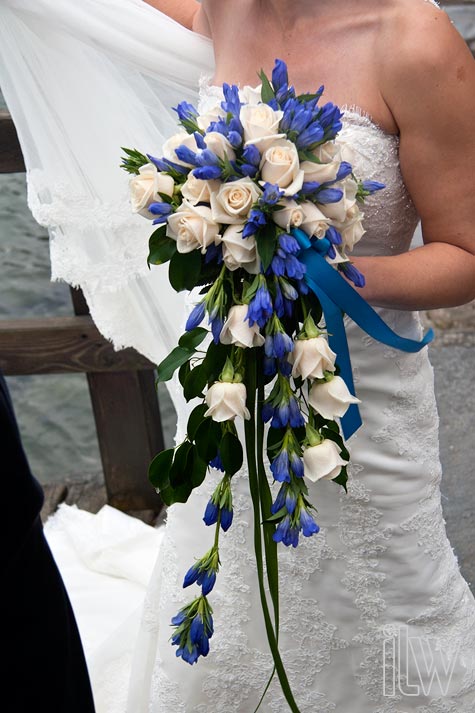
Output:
[
  {"left": 262, "top": 374, "right": 305, "bottom": 429},
  {"left": 171, "top": 597, "right": 214, "bottom": 664},
  {"left": 183, "top": 546, "right": 220, "bottom": 596},
  {"left": 203, "top": 474, "right": 233, "bottom": 532}
]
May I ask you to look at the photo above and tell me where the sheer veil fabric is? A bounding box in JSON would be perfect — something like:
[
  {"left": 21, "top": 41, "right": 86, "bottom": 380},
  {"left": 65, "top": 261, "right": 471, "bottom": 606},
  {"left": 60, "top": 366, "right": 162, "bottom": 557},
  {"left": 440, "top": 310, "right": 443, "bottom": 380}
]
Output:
[{"left": 0, "top": 0, "right": 214, "bottom": 380}]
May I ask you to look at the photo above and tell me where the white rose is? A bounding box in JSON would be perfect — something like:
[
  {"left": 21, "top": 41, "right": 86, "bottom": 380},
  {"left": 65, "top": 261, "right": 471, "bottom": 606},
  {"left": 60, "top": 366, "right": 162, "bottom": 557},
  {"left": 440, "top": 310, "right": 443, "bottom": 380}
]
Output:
[
  {"left": 196, "top": 99, "right": 226, "bottom": 132},
  {"left": 318, "top": 177, "right": 358, "bottom": 222},
  {"left": 240, "top": 84, "right": 263, "bottom": 105},
  {"left": 300, "top": 202, "right": 330, "bottom": 239},
  {"left": 204, "top": 131, "right": 236, "bottom": 161},
  {"left": 240, "top": 103, "right": 284, "bottom": 152},
  {"left": 308, "top": 376, "right": 361, "bottom": 420},
  {"left": 166, "top": 201, "right": 220, "bottom": 254},
  {"left": 221, "top": 224, "right": 261, "bottom": 274},
  {"left": 162, "top": 132, "right": 198, "bottom": 167},
  {"left": 260, "top": 140, "right": 304, "bottom": 196},
  {"left": 290, "top": 336, "right": 337, "bottom": 380},
  {"left": 204, "top": 381, "right": 251, "bottom": 422},
  {"left": 180, "top": 175, "right": 219, "bottom": 205},
  {"left": 210, "top": 177, "right": 261, "bottom": 224},
  {"left": 129, "top": 163, "right": 175, "bottom": 219},
  {"left": 336, "top": 204, "right": 366, "bottom": 251},
  {"left": 315, "top": 140, "right": 355, "bottom": 166},
  {"left": 303, "top": 439, "right": 349, "bottom": 482},
  {"left": 272, "top": 200, "right": 304, "bottom": 232},
  {"left": 300, "top": 159, "right": 340, "bottom": 184},
  {"left": 220, "top": 305, "right": 265, "bottom": 348}
]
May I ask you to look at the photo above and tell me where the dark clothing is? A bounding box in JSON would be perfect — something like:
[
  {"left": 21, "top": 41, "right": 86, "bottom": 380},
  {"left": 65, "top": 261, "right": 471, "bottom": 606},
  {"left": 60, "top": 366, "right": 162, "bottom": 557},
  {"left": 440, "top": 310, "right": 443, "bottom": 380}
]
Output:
[{"left": 1, "top": 372, "right": 96, "bottom": 712}]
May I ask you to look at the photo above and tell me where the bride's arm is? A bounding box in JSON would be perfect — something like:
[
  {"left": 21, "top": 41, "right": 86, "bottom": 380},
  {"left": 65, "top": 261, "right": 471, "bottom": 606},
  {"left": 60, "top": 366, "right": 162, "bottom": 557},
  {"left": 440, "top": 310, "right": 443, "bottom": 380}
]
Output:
[
  {"left": 352, "top": 4, "right": 475, "bottom": 311},
  {"left": 142, "top": 0, "right": 211, "bottom": 35}
]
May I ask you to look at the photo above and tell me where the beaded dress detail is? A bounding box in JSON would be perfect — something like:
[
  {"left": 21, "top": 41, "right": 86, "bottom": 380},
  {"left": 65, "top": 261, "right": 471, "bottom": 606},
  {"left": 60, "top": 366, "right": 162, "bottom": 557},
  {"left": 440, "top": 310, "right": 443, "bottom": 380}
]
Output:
[{"left": 130, "top": 80, "right": 475, "bottom": 713}]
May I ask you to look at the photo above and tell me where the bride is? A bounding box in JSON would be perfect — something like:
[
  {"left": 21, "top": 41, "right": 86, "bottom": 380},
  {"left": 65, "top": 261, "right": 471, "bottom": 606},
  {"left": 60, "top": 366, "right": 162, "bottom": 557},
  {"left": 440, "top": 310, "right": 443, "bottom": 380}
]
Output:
[{"left": 1, "top": 0, "right": 475, "bottom": 711}]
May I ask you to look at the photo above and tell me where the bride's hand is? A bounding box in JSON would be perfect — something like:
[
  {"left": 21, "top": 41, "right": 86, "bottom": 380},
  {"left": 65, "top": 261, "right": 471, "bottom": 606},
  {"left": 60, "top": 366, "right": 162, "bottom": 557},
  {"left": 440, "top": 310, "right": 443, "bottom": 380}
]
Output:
[
  {"left": 356, "top": 3, "right": 475, "bottom": 312},
  {"left": 142, "top": 0, "right": 211, "bottom": 35}
]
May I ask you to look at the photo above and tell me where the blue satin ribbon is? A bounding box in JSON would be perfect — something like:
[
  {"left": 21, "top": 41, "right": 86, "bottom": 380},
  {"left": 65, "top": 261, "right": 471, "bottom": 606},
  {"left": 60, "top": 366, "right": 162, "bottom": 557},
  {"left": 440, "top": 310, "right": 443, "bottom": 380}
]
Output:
[{"left": 291, "top": 228, "right": 434, "bottom": 440}]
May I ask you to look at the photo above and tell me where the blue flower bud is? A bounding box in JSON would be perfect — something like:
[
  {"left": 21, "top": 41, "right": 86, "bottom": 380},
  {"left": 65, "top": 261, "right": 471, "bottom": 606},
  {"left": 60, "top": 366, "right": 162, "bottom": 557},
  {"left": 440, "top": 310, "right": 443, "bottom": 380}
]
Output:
[
  {"left": 339, "top": 262, "right": 366, "bottom": 288},
  {"left": 199, "top": 569, "right": 217, "bottom": 596},
  {"left": 175, "top": 145, "right": 200, "bottom": 166},
  {"left": 203, "top": 499, "right": 219, "bottom": 526},
  {"left": 290, "top": 453, "right": 304, "bottom": 478},
  {"left": 273, "top": 332, "right": 294, "bottom": 358},
  {"left": 174, "top": 101, "right": 198, "bottom": 123},
  {"left": 285, "top": 490, "right": 297, "bottom": 515},
  {"left": 270, "top": 450, "right": 290, "bottom": 483},
  {"left": 193, "top": 165, "right": 223, "bottom": 180},
  {"left": 316, "top": 188, "right": 344, "bottom": 204},
  {"left": 362, "top": 180, "right": 385, "bottom": 194},
  {"left": 301, "top": 181, "right": 321, "bottom": 195},
  {"left": 335, "top": 161, "right": 353, "bottom": 181},
  {"left": 242, "top": 144, "right": 261, "bottom": 166},
  {"left": 185, "top": 302, "right": 205, "bottom": 332},
  {"left": 300, "top": 508, "right": 320, "bottom": 537},
  {"left": 326, "top": 225, "right": 342, "bottom": 245},
  {"left": 272, "top": 59, "right": 289, "bottom": 93},
  {"left": 220, "top": 507, "right": 233, "bottom": 532},
  {"left": 183, "top": 563, "right": 200, "bottom": 589}
]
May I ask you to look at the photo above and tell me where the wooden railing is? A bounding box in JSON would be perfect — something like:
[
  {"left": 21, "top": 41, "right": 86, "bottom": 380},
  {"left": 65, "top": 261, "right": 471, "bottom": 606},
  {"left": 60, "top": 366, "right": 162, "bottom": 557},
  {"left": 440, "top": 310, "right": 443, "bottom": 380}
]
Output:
[{"left": 0, "top": 111, "right": 164, "bottom": 512}]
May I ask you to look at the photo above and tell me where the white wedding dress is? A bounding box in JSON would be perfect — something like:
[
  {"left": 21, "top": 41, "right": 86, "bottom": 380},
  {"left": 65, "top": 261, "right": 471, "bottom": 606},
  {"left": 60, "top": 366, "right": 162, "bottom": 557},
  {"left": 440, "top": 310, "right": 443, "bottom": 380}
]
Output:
[{"left": 1, "top": 2, "right": 475, "bottom": 712}]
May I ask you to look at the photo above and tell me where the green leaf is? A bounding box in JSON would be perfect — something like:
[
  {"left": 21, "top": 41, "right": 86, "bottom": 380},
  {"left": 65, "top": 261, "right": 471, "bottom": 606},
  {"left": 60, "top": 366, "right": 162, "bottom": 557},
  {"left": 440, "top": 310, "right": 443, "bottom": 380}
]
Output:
[
  {"left": 148, "top": 448, "right": 174, "bottom": 489},
  {"left": 159, "top": 480, "right": 193, "bottom": 506},
  {"left": 178, "top": 327, "right": 208, "bottom": 351},
  {"left": 262, "top": 505, "right": 287, "bottom": 523},
  {"left": 297, "top": 149, "right": 322, "bottom": 165},
  {"left": 148, "top": 229, "right": 177, "bottom": 265},
  {"left": 201, "top": 341, "right": 230, "bottom": 381},
  {"left": 219, "top": 431, "right": 243, "bottom": 475},
  {"left": 259, "top": 69, "right": 275, "bottom": 104},
  {"left": 169, "top": 441, "right": 193, "bottom": 488},
  {"left": 255, "top": 222, "right": 277, "bottom": 272},
  {"left": 195, "top": 417, "right": 221, "bottom": 463},
  {"left": 187, "top": 403, "right": 208, "bottom": 440},
  {"left": 156, "top": 346, "right": 192, "bottom": 382},
  {"left": 178, "top": 360, "right": 191, "bottom": 389},
  {"left": 190, "top": 450, "right": 208, "bottom": 489},
  {"left": 266, "top": 426, "right": 284, "bottom": 459},
  {"left": 332, "top": 465, "right": 348, "bottom": 492},
  {"left": 169, "top": 249, "right": 202, "bottom": 292},
  {"left": 184, "top": 364, "right": 208, "bottom": 401}
]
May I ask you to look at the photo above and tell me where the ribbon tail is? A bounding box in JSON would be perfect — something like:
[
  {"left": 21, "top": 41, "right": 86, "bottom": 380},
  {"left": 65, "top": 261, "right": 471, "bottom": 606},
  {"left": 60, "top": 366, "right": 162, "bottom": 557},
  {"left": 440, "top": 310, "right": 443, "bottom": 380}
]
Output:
[{"left": 305, "top": 275, "right": 362, "bottom": 440}]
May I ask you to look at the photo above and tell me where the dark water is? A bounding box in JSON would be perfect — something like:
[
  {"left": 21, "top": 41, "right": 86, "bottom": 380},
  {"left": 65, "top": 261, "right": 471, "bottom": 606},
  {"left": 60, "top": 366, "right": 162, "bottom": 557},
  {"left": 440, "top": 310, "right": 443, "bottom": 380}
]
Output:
[{"left": 0, "top": 5, "right": 473, "bottom": 483}]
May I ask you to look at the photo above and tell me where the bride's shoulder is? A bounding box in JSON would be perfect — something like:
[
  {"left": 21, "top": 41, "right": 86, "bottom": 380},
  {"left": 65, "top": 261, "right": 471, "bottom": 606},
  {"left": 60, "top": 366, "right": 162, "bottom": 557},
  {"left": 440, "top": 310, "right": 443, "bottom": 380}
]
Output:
[{"left": 378, "top": 0, "right": 462, "bottom": 69}]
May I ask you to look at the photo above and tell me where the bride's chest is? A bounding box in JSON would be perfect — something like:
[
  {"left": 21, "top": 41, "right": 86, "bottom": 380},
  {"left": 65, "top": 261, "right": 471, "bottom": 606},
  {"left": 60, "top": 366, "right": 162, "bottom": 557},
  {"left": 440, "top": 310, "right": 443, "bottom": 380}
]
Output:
[{"left": 203, "top": 2, "right": 398, "bottom": 135}]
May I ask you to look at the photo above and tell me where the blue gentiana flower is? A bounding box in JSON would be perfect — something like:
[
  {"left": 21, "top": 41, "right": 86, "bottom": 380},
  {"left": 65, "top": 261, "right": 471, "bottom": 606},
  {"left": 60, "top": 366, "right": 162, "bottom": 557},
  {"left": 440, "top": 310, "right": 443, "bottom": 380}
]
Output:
[
  {"left": 147, "top": 153, "right": 188, "bottom": 175},
  {"left": 246, "top": 283, "right": 273, "bottom": 329},
  {"left": 339, "top": 262, "right": 366, "bottom": 288},
  {"left": 316, "top": 188, "right": 344, "bottom": 204},
  {"left": 335, "top": 161, "right": 353, "bottom": 182},
  {"left": 285, "top": 490, "right": 297, "bottom": 515},
  {"left": 296, "top": 121, "right": 324, "bottom": 149},
  {"left": 203, "top": 499, "right": 219, "bottom": 526},
  {"left": 209, "top": 452, "right": 225, "bottom": 472},
  {"left": 299, "top": 507, "right": 320, "bottom": 537},
  {"left": 171, "top": 598, "right": 214, "bottom": 665},
  {"left": 185, "top": 302, "right": 206, "bottom": 332},
  {"left": 362, "top": 180, "right": 385, "bottom": 194},
  {"left": 260, "top": 182, "right": 285, "bottom": 207},
  {"left": 148, "top": 201, "right": 173, "bottom": 225},
  {"left": 272, "top": 59, "right": 289, "bottom": 94},
  {"left": 270, "top": 450, "right": 291, "bottom": 483},
  {"left": 220, "top": 507, "right": 233, "bottom": 532},
  {"left": 326, "top": 225, "right": 343, "bottom": 245},
  {"left": 301, "top": 181, "right": 321, "bottom": 196},
  {"left": 273, "top": 515, "right": 299, "bottom": 548},
  {"left": 173, "top": 100, "right": 198, "bottom": 124}
]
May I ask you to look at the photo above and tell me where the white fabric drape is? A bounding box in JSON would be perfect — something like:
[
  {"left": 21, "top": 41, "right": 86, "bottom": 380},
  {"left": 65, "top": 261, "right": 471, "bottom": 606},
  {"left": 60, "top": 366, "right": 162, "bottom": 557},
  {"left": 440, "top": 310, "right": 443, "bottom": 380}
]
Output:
[{"left": 0, "top": 0, "right": 214, "bottom": 370}]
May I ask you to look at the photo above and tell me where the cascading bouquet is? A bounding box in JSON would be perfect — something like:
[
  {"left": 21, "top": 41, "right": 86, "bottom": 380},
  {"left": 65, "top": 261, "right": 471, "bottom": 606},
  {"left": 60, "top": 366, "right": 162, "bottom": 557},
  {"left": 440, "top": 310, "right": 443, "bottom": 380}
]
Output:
[{"left": 121, "top": 59, "right": 386, "bottom": 711}]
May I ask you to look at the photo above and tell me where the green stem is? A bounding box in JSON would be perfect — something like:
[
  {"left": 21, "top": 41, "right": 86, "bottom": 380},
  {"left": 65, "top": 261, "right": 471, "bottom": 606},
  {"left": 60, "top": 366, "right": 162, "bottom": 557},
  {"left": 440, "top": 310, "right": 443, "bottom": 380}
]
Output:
[{"left": 245, "top": 349, "right": 302, "bottom": 713}]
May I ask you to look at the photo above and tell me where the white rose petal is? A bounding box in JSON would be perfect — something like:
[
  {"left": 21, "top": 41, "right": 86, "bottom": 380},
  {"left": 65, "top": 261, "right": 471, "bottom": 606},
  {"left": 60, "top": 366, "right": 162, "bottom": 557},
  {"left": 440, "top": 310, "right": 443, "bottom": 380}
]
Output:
[
  {"left": 308, "top": 376, "right": 361, "bottom": 420},
  {"left": 260, "top": 139, "right": 304, "bottom": 195},
  {"left": 240, "top": 103, "right": 284, "bottom": 145},
  {"left": 240, "top": 84, "right": 264, "bottom": 105},
  {"left": 300, "top": 159, "right": 340, "bottom": 185},
  {"left": 334, "top": 204, "right": 366, "bottom": 251},
  {"left": 221, "top": 224, "right": 261, "bottom": 274},
  {"left": 290, "top": 336, "right": 337, "bottom": 380},
  {"left": 272, "top": 200, "right": 304, "bottom": 232},
  {"left": 300, "top": 202, "right": 330, "bottom": 239},
  {"left": 318, "top": 177, "right": 358, "bottom": 222},
  {"left": 303, "top": 439, "right": 349, "bottom": 482},
  {"left": 166, "top": 201, "right": 220, "bottom": 254},
  {"left": 210, "top": 178, "right": 261, "bottom": 225},
  {"left": 162, "top": 132, "right": 198, "bottom": 167},
  {"left": 180, "top": 175, "right": 220, "bottom": 205},
  {"left": 204, "top": 131, "right": 236, "bottom": 161},
  {"left": 129, "top": 163, "right": 174, "bottom": 219},
  {"left": 204, "top": 381, "right": 251, "bottom": 422},
  {"left": 220, "top": 305, "right": 265, "bottom": 348}
]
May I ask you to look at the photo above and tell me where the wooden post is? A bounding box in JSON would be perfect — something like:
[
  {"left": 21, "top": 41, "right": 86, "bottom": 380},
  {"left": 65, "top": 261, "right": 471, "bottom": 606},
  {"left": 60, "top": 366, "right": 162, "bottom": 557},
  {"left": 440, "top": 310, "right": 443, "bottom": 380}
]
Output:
[{"left": 69, "top": 287, "right": 165, "bottom": 511}]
